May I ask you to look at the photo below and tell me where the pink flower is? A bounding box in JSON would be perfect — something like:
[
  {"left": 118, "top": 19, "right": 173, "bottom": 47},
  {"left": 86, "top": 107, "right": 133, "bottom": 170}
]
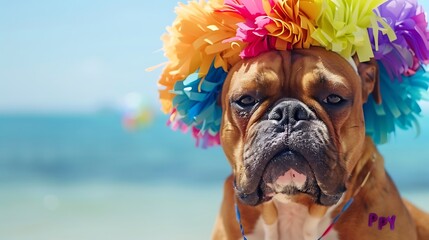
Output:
[
  {"left": 221, "top": 0, "right": 276, "bottom": 58},
  {"left": 192, "top": 127, "right": 221, "bottom": 148}
]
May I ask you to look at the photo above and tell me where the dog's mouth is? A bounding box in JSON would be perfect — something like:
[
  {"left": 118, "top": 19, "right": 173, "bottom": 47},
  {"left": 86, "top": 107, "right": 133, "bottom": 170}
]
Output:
[
  {"left": 235, "top": 149, "right": 344, "bottom": 206},
  {"left": 261, "top": 150, "right": 317, "bottom": 199}
]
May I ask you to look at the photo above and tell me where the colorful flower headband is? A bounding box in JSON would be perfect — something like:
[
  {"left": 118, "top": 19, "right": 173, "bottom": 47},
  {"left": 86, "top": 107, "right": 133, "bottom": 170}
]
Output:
[{"left": 158, "top": 0, "right": 429, "bottom": 148}]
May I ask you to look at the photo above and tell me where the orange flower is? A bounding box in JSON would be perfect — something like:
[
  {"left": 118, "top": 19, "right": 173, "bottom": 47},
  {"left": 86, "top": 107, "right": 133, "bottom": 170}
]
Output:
[
  {"left": 264, "top": 0, "right": 321, "bottom": 50},
  {"left": 158, "top": 0, "right": 243, "bottom": 113}
]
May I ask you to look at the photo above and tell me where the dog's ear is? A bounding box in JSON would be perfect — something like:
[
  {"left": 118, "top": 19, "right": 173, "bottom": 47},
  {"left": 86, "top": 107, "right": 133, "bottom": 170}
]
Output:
[{"left": 356, "top": 58, "right": 382, "bottom": 104}]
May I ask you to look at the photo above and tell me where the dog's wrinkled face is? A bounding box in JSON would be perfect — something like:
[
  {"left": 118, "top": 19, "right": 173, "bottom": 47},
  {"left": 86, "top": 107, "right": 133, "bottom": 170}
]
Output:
[{"left": 220, "top": 47, "right": 378, "bottom": 206}]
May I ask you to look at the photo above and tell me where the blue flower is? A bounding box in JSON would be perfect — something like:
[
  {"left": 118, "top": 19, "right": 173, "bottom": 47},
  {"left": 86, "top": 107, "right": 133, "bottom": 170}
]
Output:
[
  {"left": 364, "top": 63, "right": 429, "bottom": 144},
  {"left": 171, "top": 63, "right": 227, "bottom": 138}
]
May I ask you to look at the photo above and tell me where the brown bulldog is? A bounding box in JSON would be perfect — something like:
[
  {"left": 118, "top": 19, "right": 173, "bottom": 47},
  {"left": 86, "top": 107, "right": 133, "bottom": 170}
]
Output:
[{"left": 212, "top": 47, "right": 429, "bottom": 239}]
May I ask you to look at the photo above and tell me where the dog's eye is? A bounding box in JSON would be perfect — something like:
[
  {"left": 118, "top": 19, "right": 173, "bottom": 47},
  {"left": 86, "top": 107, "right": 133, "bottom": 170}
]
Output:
[
  {"left": 236, "top": 95, "right": 257, "bottom": 108},
  {"left": 323, "top": 94, "right": 344, "bottom": 105}
]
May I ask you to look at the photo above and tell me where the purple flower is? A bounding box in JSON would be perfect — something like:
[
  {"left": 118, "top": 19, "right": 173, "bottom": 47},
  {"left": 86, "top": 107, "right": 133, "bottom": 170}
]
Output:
[{"left": 372, "top": 0, "right": 429, "bottom": 79}]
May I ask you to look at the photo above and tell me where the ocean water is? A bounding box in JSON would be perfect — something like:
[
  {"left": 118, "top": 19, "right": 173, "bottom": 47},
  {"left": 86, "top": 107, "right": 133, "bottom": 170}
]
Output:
[
  {"left": 0, "top": 113, "right": 428, "bottom": 240},
  {"left": 0, "top": 113, "right": 230, "bottom": 240},
  {"left": 0, "top": 113, "right": 230, "bottom": 184}
]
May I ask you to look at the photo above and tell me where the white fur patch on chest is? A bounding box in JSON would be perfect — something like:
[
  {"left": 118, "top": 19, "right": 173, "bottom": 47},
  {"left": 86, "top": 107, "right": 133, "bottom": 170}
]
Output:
[{"left": 244, "top": 196, "right": 340, "bottom": 240}]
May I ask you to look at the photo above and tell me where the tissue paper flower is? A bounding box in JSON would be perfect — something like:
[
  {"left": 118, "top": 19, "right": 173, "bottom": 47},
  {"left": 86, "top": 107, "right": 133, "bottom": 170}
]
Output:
[
  {"left": 155, "top": 0, "right": 429, "bottom": 148},
  {"left": 371, "top": 0, "right": 429, "bottom": 79},
  {"left": 265, "top": 0, "right": 321, "bottom": 50},
  {"left": 221, "top": 0, "right": 275, "bottom": 58},
  {"left": 170, "top": 63, "right": 226, "bottom": 146},
  {"left": 312, "top": 0, "right": 394, "bottom": 62},
  {"left": 192, "top": 127, "right": 221, "bottom": 148},
  {"left": 159, "top": 0, "right": 243, "bottom": 113},
  {"left": 364, "top": 64, "right": 429, "bottom": 143}
]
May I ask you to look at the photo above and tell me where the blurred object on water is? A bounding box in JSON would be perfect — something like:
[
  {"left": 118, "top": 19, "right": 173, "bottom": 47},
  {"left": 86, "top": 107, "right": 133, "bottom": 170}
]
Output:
[{"left": 121, "top": 92, "right": 154, "bottom": 131}]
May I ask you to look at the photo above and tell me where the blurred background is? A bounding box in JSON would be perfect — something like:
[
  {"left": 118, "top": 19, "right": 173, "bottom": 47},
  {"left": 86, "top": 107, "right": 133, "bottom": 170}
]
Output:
[{"left": 0, "top": 1, "right": 428, "bottom": 239}]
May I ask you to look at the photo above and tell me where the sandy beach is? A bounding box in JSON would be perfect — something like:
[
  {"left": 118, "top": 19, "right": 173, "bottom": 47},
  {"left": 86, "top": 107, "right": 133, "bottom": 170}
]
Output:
[{"left": 1, "top": 181, "right": 428, "bottom": 240}]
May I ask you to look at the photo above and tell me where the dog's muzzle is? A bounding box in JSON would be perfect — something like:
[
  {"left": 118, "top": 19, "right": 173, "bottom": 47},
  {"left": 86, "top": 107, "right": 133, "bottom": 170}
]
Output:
[{"left": 235, "top": 98, "right": 346, "bottom": 206}]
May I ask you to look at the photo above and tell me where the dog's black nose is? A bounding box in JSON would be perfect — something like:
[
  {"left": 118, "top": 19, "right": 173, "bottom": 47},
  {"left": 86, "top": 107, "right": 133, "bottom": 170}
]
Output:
[{"left": 268, "top": 98, "right": 314, "bottom": 125}]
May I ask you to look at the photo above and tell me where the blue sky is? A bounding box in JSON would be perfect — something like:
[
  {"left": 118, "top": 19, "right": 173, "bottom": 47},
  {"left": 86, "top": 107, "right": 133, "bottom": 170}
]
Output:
[
  {"left": 0, "top": 0, "right": 181, "bottom": 112},
  {"left": 1, "top": 0, "right": 429, "bottom": 113}
]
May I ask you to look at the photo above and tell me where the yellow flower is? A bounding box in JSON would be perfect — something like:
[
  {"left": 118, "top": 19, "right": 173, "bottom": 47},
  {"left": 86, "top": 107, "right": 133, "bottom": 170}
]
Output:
[{"left": 311, "top": 0, "right": 392, "bottom": 62}]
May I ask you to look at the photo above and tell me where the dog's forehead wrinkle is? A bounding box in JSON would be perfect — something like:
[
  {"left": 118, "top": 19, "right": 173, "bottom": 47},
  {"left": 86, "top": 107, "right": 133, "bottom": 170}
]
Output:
[
  {"left": 295, "top": 66, "right": 303, "bottom": 76},
  {"left": 314, "top": 67, "right": 348, "bottom": 86},
  {"left": 232, "top": 66, "right": 281, "bottom": 98}
]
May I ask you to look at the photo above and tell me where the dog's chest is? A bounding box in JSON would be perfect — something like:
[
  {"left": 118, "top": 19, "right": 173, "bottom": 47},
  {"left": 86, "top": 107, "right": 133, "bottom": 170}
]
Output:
[{"left": 245, "top": 200, "right": 339, "bottom": 240}]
